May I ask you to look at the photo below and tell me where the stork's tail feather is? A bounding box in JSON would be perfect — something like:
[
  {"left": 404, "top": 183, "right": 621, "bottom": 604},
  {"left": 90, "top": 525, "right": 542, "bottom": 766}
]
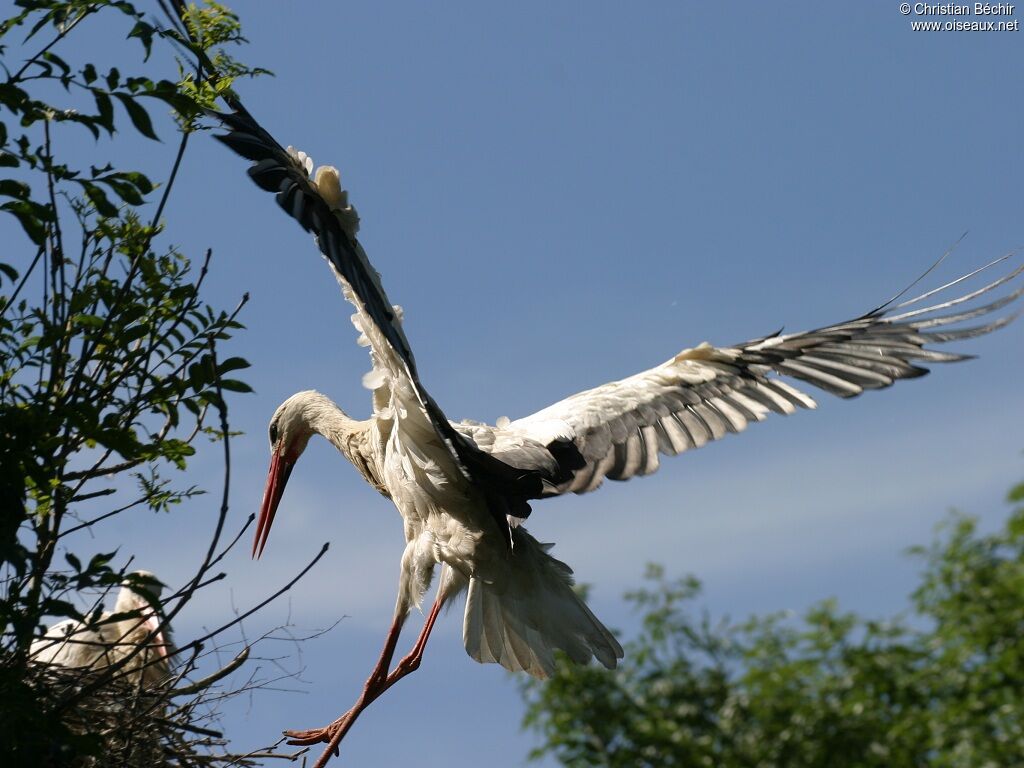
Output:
[{"left": 463, "top": 530, "right": 622, "bottom": 679}]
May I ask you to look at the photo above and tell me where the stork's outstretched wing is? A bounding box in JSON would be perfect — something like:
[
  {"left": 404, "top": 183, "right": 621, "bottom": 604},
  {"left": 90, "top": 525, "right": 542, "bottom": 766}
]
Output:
[
  {"left": 212, "top": 109, "right": 562, "bottom": 524},
  {"left": 501, "top": 258, "right": 1022, "bottom": 496},
  {"left": 211, "top": 112, "right": 421, "bottom": 396}
]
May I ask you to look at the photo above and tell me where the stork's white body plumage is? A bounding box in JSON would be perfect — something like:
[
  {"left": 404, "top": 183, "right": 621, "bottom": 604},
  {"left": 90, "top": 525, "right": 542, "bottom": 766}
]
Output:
[
  {"left": 266, "top": 368, "right": 621, "bottom": 682},
  {"left": 214, "top": 108, "right": 1022, "bottom": 765},
  {"left": 30, "top": 571, "right": 170, "bottom": 688}
]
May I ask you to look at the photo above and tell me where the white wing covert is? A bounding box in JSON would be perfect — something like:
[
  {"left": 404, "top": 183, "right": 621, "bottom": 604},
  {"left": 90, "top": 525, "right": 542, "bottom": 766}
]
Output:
[{"left": 508, "top": 258, "right": 1023, "bottom": 496}]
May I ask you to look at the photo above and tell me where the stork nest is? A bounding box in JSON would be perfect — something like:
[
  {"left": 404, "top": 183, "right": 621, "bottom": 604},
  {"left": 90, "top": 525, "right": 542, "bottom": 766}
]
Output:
[{"left": 3, "top": 655, "right": 261, "bottom": 768}]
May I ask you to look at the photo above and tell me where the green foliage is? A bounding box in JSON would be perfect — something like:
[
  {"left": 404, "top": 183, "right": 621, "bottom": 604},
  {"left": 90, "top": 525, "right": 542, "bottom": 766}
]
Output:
[
  {"left": 0, "top": 2, "right": 267, "bottom": 764},
  {"left": 176, "top": 1, "right": 272, "bottom": 119},
  {"left": 522, "top": 484, "right": 1024, "bottom": 767}
]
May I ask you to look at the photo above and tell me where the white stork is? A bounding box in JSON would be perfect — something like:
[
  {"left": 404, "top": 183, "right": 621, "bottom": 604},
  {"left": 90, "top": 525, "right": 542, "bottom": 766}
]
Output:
[
  {"left": 31, "top": 571, "right": 171, "bottom": 688},
  {"left": 213, "top": 108, "right": 1022, "bottom": 764}
]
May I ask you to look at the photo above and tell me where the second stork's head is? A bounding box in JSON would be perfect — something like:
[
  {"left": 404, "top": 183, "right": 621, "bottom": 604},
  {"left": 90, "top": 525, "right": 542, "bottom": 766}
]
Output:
[{"left": 113, "top": 570, "right": 172, "bottom": 680}]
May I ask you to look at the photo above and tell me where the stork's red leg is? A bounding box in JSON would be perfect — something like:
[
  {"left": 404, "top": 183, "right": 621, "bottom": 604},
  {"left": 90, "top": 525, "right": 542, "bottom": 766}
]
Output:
[
  {"left": 286, "top": 595, "right": 447, "bottom": 768},
  {"left": 318, "top": 598, "right": 445, "bottom": 755},
  {"left": 282, "top": 611, "right": 405, "bottom": 746}
]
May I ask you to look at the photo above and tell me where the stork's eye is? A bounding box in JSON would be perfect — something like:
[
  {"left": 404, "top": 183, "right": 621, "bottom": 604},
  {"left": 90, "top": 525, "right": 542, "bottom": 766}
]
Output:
[{"left": 269, "top": 422, "right": 279, "bottom": 445}]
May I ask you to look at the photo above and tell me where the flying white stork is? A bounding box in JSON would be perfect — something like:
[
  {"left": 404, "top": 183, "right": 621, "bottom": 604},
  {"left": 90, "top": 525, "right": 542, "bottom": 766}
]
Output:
[
  {"left": 213, "top": 108, "right": 1022, "bottom": 765},
  {"left": 31, "top": 570, "right": 171, "bottom": 689}
]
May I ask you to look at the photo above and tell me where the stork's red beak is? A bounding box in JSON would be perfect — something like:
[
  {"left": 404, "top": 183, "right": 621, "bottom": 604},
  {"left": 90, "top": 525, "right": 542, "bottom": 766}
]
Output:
[{"left": 254, "top": 451, "right": 294, "bottom": 558}]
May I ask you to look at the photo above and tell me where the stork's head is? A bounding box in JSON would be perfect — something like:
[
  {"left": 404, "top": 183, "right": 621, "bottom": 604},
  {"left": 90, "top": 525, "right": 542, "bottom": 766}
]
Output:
[
  {"left": 254, "top": 391, "right": 344, "bottom": 558},
  {"left": 114, "top": 570, "right": 170, "bottom": 662}
]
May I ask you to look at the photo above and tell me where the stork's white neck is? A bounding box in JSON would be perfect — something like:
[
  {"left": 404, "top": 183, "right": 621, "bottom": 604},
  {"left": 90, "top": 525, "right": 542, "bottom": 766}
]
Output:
[
  {"left": 286, "top": 391, "right": 383, "bottom": 494},
  {"left": 290, "top": 392, "right": 361, "bottom": 448}
]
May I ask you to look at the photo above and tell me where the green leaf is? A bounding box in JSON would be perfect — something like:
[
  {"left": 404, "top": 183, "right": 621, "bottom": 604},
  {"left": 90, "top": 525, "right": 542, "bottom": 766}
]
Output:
[
  {"left": 113, "top": 92, "right": 158, "bottom": 140},
  {"left": 0, "top": 82, "right": 28, "bottom": 112},
  {"left": 41, "top": 50, "right": 70, "bottom": 76},
  {"left": 219, "top": 378, "right": 253, "bottom": 393},
  {"left": 40, "top": 599, "right": 83, "bottom": 622},
  {"left": 71, "top": 314, "right": 105, "bottom": 328},
  {"left": 217, "top": 356, "right": 250, "bottom": 374},
  {"left": 201, "top": 390, "right": 226, "bottom": 410},
  {"left": 92, "top": 90, "right": 113, "bottom": 134},
  {"left": 0, "top": 179, "right": 29, "bottom": 199},
  {"left": 100, "top": 177, "right": 143, "bottom": 205},
  {"left": 1, "top": 199, "right": 49, "bottom": 245},
  {"left": 118, "top": 170, "right": 153, "bottom": 194},
  {"left": 127, "top": 20, "right": 155, "bottom": 60},
  {"left": 1008, "top": 481, "right": 1024, "bottom": 503},
  {"left": 87, "top": 551, "right": 116, "bottom": 573},
  {"left": 80, "top": 182, "right": 119, "bottom": 218},
  {"left": 121, "top": 324, "right": 149, "bottom": 342},
  {"left": 24, "top": 9, "right": 56, "bottom": 44}
]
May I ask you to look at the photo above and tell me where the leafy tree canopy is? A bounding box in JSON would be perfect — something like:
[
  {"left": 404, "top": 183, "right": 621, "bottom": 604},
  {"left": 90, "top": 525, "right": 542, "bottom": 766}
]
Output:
[
  {"left": 523, "top": 476, "right": 1024, "bottom": 768},
  {"left": 0, "top": 3, "right": 306, "bottom": 765}
]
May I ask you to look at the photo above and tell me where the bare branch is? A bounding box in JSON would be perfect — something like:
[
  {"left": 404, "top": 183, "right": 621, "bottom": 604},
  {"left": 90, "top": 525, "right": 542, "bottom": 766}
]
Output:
[{"left": 170, "top": 646, "right": 250, "bottom": 698}]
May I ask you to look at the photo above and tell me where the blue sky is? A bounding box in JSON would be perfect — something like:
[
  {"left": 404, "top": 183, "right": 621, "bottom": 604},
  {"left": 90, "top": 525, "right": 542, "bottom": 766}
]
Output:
[{"left": 12, "top": 2, "right": 1024, "bottom": 765}]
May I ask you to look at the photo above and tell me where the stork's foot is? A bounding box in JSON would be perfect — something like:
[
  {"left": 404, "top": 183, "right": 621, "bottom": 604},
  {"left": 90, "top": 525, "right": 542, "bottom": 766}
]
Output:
[
  {"left": 284, "top": 666, "right": 389, "bottom": 747},
  {"left": 283, "top": 713, "right": 351, "bottom": 746},
  {"left": 279, "top": 599, "right": 444, "bottom": 765}
]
